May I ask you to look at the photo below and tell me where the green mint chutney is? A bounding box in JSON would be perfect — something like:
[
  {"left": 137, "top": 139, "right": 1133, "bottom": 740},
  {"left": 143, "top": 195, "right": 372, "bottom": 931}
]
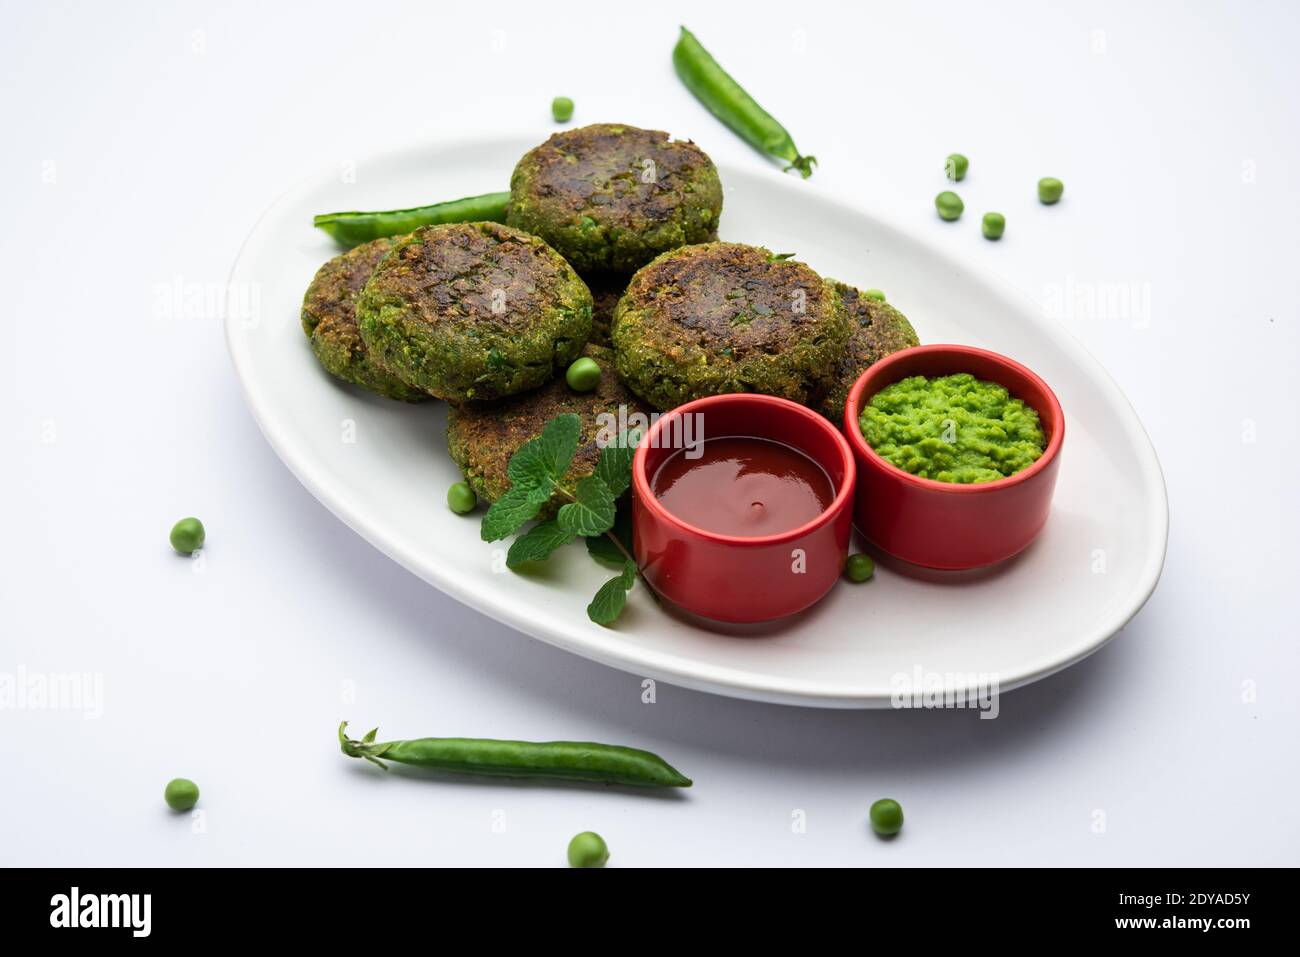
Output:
[{"left": 860, "top": 373, "right": 1046, "bottom": 483}]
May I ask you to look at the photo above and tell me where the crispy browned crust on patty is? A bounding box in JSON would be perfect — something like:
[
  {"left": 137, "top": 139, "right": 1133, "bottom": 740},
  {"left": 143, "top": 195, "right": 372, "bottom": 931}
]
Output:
[
  {"left": 446, "top": 344, "right": 649, "bottom": 509},
  {"left": 355, "top": 222, "right": 591, "bottom": 402},
  {"left": 300, "top": 237, "right": 428, "bottom": 401},
  {"left": 506, "top": 123, "right": 723, "bottom": 273},
  {"left": 611, "top": 242, "right": 850, "bottom": 410}
]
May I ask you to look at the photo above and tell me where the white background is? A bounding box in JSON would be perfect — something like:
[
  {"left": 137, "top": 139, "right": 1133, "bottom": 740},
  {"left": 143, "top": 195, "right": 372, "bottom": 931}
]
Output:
[{"left": 2, "top": 0, "right": 1297, "bottom": 866}]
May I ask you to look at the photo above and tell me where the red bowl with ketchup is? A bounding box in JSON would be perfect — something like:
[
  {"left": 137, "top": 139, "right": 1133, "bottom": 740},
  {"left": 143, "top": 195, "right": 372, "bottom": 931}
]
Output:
[
  {"left": 632, "top": 394, "right": 856, "bottom": 623},
  {"left": 844, "top": 344, "right": 1065, "bottom": 570}
]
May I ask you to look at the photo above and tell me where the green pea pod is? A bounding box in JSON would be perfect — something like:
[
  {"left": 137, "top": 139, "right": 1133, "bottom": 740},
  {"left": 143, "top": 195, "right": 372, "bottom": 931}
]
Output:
[
  {"left": 339, "top": 722, "right": 692, "bottom": 788},
  {"left": 313, "top": 191, "right": 511, "bottom": 247},
  {"left": 673, "top": 26, "right": 816, "bottom": 178}
]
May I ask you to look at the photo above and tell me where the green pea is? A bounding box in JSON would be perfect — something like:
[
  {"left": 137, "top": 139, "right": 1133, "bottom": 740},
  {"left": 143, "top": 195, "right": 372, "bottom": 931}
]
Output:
[
  {"left": 864, "top": 288, "right": 886, "bottom": 303},
  {"left": 935, "top": 191, "right": 964, "bottom": 221},
  {"left": 567, "top": 831, "right": 609, "bottom": 868},
  {"left": 565, "top": 356, "right": 602, "bottom": 392},
  {"left": 551, "top": 96, "right": 574, "bottom": 123},
  {"left": 845, "top": 553, "right": 874, "bottom": 582},
  {"left": 164, "top": 778, "right": 200, "bottom": 811},
  {"left": 169, "top": 517, "right": 205, "bottom": 555},
  {"left": 447, "top": 482, "right": 477, "bottom": 515},
  {"left": 944, "top": 153, "right": 968, "bottom": 182},
  {"left": 869, "top": 798, "right": 903, "bottom": 836},
  {"left": 1038, "top": 177, "right": 1064, "bottom": 204},
  {"left": 982, "top": 212, "right": 1006, "bottom": 240}
]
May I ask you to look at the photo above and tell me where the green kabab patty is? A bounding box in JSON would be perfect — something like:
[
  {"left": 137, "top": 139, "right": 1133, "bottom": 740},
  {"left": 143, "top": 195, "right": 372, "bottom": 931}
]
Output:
[
  {"left": 446, "top": 344, "right": 650, "bottom": 511},
  {"left": 506, "top": 123, "right": 723, "bottom": 274},
  {"left": 817, "top": 281, "right": 920, "bottom": 420},
  {"left": 611, "top": 242, "right": 850, "bottom": 410},
  {"left": 356, "top": 222, "right": 592, "bottom": 402},
  {"left": 299, "top": 237, "right": 428, "bottom": 402}
]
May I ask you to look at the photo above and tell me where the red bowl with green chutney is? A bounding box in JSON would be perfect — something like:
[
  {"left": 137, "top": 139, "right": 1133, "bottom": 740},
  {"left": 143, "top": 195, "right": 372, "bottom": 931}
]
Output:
[
  {"left": 844, "top": 344, "right": 1065, "bottom": 570},
  {"left": 632, "top": 394, "right": 856, "bottom": 623}
]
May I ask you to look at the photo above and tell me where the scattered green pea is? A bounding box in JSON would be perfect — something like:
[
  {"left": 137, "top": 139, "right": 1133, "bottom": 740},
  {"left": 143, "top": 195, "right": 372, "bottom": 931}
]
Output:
[
  {"left": 864, "top": 288, "right": 886, "bottom": 303},
  {"left": 1038, "top": 177, "right": 1064, "bottom": 204},
  {"left": 935, "top": 191, "right": 964, "bottom": 221},
  {"left": 169, "top": 517, "right": 205, "bottom": 555},
  {"left": 447, "top": 482, "right": 477, "bottom": 515},
  {"left": 982, "top": 212, "right": 1006, "bottom": 240},
  {"left": 164, "top": 778, "right": 200, "bottom": 811},
  {"left": 565, "top": 356, "right": 602, "bottom": 392},
  {"left": 944, "top": 153, "right": 968, "bottom": 182},
  {"left": 869, "top": 798, "right": 903, "bottom": 836},
  {"left": 567, "top": 831, "right": 609, "bottom": 868},
  {"left": 845, "top": 553, "right": 874, "bottom": 582},
  {"left": 551, "top": 96, "right": 574, "bottom": 123}
]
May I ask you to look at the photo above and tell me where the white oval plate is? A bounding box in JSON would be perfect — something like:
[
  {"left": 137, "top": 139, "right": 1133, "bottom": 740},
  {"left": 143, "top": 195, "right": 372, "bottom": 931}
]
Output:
[{"left": 227, "top": 136, "right": 1168, "bottom": 708}]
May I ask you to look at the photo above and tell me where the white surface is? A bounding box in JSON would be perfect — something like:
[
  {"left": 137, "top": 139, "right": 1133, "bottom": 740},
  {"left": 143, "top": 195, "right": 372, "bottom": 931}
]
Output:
[
  {"left": 1, "top": 0, "right": 1296, "bottom": 866},
  {"left": 229, "top": 138, "right": 1168, "bottom": 707}
]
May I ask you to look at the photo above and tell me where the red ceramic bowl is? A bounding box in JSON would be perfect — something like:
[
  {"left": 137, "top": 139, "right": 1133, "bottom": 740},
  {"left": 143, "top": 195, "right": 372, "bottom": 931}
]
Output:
[
  {"left": 632, "top": 394, "right": 856, "bottom": 623},
  {"left": 843, "top": 345, "right": 1065, "bottom": 570}
]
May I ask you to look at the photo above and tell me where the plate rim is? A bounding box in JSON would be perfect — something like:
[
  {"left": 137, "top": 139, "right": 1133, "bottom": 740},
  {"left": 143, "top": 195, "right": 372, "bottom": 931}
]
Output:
[{"left": 225, "top": 133, "right": 1170, "bottom": 708}]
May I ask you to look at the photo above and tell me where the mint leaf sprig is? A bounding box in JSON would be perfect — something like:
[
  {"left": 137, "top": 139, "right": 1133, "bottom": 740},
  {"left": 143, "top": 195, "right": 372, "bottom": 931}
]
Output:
[{"left": 479, "top": 414, "right": 649, "bottom": 625}]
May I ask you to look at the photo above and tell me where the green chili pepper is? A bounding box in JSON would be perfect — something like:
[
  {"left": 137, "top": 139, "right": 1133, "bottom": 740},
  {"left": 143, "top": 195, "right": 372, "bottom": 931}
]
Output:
[
  {"left": 339, "top": 722, "right": 692, "bottom": 788},
  {"left": 313, "top": 191, "right": 511, "bottom": 247},
  {"left": 672, "top": 26, "right": 816, "bottom": 178}
]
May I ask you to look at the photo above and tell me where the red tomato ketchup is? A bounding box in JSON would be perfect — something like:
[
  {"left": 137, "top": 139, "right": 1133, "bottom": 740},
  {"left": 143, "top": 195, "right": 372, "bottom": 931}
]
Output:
[{"left": 650, "top": 436, "right": 835, "bottom": 538}]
